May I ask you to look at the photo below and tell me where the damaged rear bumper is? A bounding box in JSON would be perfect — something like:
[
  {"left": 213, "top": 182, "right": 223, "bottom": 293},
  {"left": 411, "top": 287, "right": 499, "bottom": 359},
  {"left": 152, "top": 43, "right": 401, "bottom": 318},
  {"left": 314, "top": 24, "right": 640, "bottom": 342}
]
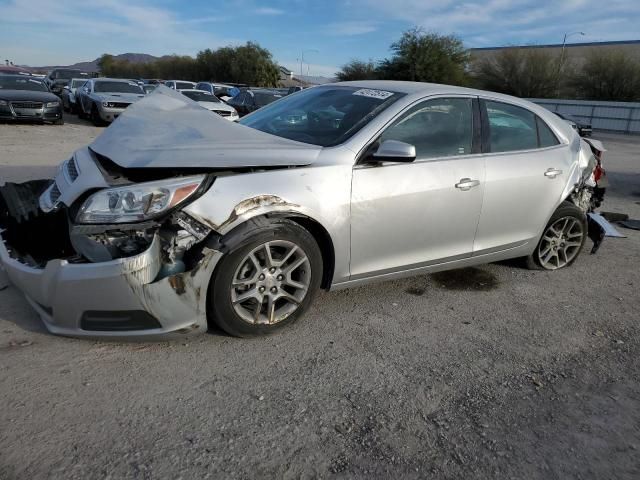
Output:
[{"left": 0, "top": 223, "right": 221, "bottom": 339}]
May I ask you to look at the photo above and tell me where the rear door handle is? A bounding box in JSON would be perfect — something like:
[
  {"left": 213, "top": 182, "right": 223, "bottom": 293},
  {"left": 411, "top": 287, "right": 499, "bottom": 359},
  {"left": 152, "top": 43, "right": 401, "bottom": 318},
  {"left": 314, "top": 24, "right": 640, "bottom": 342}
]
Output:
[
  {"left": 455, "top": 178, "right": 480, "bottom": 191},
  {"left": 544, "top": 168, "right": 563, "bottom": 179}
]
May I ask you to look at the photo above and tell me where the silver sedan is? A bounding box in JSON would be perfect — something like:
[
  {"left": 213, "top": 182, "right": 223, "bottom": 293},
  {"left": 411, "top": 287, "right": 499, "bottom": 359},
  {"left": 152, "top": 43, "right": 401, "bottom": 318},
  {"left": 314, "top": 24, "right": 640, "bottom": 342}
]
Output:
[{"left": 0, "top": 82, "right": 608, "bottom": 338}]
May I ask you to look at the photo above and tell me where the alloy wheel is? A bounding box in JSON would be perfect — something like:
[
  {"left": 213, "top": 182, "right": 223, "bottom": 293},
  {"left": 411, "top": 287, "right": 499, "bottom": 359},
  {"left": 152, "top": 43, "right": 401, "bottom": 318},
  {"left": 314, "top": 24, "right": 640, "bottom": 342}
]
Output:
[
  {"left": 231, "top": 240, "right": 311, "bottom": 325},
  {"left": 537, "top": 216, "right": 584, "bottom": 270}
]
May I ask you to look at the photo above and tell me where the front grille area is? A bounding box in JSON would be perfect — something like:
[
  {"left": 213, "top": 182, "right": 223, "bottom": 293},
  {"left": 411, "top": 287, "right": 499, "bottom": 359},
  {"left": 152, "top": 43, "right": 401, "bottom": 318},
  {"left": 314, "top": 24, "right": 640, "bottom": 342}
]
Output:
[
  {"left": 11, "top": 101, "right": 43, "bottom": 109},
  {"left": 214, "top": 110, "right": 231, "bottom": 116},
  {"left": 81, "top": 311, "right": 162, "bottom": 331},
  {"left": 49, "top": 183, "right": 61, "bottom": 204},
  {"left": 110, "top": 102, "right": 131, "bottom": 109},
  {"left": 65, "top": 158, "right": 79, "bottom": 182}
]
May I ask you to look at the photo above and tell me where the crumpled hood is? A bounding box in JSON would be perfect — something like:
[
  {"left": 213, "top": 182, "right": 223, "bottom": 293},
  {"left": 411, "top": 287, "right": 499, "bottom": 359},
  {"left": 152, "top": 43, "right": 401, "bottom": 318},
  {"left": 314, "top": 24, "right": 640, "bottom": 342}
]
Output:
[
  {"left": 89, "top": 86, "right": 322, "bottom": 169},
  {"left": 94, "top": 92, "right": 145, "bottom": 103}
]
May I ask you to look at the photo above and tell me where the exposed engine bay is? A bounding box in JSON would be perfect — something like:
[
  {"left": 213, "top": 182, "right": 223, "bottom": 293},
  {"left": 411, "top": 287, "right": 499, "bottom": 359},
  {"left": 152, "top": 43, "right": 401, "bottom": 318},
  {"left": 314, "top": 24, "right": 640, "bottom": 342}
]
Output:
[{"left": 0, "top": 178, "right": 213, "bottom": 282}]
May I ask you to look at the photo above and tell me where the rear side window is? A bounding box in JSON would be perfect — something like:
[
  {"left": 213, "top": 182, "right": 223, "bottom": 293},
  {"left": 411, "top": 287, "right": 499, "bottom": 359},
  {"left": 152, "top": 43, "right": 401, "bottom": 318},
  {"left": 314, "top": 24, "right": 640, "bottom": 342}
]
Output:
[
  {"left": 380, "top": 97, "right": 474, "bottom": 159},
  {"left": 486, "top": 101, "right": 538, "bottom": 152},
  {"left": 536, "top": 117, "right": 560, "bottom": 147},
  {"left": 485, "top": 101, "right": 560, "bottom": 152}
]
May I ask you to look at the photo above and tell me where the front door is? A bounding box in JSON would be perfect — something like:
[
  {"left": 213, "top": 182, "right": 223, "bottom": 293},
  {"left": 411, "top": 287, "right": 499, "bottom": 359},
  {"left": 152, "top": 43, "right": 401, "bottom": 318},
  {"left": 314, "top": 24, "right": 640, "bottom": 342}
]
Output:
[{"left": 350, "top": 96, "right": 485, "bottom": 279}]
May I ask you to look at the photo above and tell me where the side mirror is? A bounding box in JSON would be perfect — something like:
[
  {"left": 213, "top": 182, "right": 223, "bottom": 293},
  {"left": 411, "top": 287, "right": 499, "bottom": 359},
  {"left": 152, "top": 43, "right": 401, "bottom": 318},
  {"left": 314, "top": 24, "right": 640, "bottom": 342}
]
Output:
[{"left": 372, "top": 140, "right": 416, "bottom": 163}]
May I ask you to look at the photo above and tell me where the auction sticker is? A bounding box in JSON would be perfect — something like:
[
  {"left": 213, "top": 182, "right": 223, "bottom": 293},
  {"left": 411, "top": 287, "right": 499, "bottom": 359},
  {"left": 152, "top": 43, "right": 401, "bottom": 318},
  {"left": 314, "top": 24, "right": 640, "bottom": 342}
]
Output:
[{"left": 352, "top": 89, "right": 394, "bottom": 100}]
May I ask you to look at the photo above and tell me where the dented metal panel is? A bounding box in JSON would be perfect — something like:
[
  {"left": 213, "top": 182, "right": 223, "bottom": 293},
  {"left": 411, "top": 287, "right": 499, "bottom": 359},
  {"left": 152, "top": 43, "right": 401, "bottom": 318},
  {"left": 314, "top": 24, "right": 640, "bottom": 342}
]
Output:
[{"left": 89, "top": 86, "right": 322, "bottom": 169}]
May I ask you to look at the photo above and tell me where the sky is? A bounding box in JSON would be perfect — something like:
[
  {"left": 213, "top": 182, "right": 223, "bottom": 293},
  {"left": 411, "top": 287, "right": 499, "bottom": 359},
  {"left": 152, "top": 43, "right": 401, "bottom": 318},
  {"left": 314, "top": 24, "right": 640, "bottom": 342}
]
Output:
[{"left": 1, "top": 0, "right": 639, "bottom": 77}]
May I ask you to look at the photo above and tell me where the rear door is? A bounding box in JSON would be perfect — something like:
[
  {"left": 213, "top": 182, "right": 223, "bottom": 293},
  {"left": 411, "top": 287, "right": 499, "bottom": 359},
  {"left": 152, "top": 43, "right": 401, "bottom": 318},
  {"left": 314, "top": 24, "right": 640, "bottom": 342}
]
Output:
[
  {"left": 473, "top": 99, "right": 574, "bottom": 253},
  {"left": 350, "top": 96, "right": 485, "bottom": 278}
]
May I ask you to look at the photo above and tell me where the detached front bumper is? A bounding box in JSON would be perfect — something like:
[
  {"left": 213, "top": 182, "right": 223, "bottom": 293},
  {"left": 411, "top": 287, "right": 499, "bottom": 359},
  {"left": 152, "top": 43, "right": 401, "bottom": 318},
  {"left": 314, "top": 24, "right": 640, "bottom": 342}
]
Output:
[{"left": 0, "top": 227, "right": 220, "bottom": 339}]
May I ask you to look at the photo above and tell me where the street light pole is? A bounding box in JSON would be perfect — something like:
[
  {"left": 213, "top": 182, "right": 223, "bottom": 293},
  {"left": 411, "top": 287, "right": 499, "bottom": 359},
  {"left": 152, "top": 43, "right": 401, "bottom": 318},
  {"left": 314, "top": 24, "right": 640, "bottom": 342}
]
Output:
[
  {"left": 299, "top": 49, "right": 319, "bottom": 78},
  {"left": 556, "top": 31, "right": 585, "bottom": 96}
]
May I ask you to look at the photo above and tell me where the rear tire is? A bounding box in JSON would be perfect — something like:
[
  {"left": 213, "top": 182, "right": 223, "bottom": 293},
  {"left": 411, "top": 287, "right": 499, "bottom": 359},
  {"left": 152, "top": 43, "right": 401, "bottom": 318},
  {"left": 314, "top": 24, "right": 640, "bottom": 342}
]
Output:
[
  {"left": 526, "top": 201, "right": 587, "bottom": 270},
  {"left": 208, "top": 218, "right": 323, "bottom": 337}
]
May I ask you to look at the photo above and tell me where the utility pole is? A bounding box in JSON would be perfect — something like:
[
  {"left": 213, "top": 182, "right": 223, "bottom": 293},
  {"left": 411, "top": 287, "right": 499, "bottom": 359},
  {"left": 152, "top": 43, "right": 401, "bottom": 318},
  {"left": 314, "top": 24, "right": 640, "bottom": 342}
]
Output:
[{"left": 556, "top": 31, "right": 585, "bottom": 96}]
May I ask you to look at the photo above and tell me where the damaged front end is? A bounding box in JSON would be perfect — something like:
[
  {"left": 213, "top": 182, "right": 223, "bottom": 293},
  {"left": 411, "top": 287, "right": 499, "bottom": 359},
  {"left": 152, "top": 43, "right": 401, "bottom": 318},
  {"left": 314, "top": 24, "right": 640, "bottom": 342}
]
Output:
[{"left": 0, "top": 157, "right": 222, "bottom": 337}]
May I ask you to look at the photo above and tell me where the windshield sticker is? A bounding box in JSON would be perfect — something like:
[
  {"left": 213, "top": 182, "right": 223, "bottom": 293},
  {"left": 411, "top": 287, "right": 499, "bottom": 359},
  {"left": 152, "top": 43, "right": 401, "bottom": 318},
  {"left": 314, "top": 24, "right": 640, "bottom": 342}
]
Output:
[{"left": 353, "top": 89, "right": 394, "bottom": 100}]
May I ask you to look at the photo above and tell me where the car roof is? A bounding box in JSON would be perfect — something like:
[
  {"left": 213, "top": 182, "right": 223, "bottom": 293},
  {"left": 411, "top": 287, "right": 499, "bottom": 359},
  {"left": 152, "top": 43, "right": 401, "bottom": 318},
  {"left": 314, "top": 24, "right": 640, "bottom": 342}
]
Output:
[
  {"left": 180, "top": 89, "right": 212, "bottom": 94},
  {"left": 92, "top": 77, "right": 139, "bottom": 83},
  {"left": 0, "top": 74, "right": 43, "bottom": 81}
]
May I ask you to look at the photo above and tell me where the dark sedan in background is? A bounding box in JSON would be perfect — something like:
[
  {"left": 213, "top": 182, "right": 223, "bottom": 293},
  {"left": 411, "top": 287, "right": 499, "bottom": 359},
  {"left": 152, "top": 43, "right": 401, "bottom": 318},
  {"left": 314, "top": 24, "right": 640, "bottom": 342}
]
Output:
[
  {"left": 0, "top": 75, "right": 63, "bottom": 125},
  {"left": 554, "top": 111, "right": 592, "bottom": 137},
  {"left": 45, "top": 68, "right": 89, "bottom": 95},
  {"left": 226, "top": 89, "right": 283, "bottom": 117}
]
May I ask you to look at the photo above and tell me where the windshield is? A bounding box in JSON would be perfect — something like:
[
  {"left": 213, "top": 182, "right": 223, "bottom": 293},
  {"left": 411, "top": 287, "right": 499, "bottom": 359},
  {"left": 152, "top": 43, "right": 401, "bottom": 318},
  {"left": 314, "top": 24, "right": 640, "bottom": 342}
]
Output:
[
  {"left": 240, "top": 86, "right": 405, "bottom": 146},
  {"left": 176, "top": 82, "right": 195, "bottom": 90},
  {"left": 182, "top": 91, "right": 220, "bottom": 103},
  {"left": 71, "top": 79, "right": 87, "bottom": 88},
  {"left": 0, "top": 76, "right": 48, "bottom": 92},
  {"left": 94, "top": 81, "right": 144, "bottom": 94}
]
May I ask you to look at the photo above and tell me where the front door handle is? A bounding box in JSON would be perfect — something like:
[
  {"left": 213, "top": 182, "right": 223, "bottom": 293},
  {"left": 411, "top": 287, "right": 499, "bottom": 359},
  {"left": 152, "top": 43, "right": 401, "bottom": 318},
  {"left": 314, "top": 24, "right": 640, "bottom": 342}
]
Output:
[
  {"left": 455, "top": 178, "right": 480, "bottom": 191},
  {"left": 544, "top": 168, "right": 563, "bottom": 179}
]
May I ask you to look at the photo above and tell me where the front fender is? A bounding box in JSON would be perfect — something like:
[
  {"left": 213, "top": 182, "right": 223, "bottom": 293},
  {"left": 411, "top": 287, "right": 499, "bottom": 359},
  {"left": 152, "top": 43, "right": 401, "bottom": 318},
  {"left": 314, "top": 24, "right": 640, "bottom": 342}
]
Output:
[{"left": 182, "top": 164, "right": 353, "bottom": 284}]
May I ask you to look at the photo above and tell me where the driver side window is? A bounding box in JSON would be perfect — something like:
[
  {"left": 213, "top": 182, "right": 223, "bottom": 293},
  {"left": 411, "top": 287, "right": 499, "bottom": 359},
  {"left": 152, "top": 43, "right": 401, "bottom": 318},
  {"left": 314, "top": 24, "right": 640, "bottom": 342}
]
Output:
[{"left": 379, "top": 98, "right": 474, "bottom": 160}]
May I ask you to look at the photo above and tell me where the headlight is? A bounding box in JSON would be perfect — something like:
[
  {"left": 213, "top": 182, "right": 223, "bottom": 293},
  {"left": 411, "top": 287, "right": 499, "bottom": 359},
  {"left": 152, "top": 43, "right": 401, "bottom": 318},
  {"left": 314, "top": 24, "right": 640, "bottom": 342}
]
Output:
[
  {"left": 102, "top": 101, "right": 115, "bottom": 108},
  {"left": 0, "top": 100, "right": 7, "bottom": 106},
  {"left": 76, "top": 175, "right": 206, "bottom": 224},
  {"left": 45, "top": 101, "right": 60, "bottom": 107}
]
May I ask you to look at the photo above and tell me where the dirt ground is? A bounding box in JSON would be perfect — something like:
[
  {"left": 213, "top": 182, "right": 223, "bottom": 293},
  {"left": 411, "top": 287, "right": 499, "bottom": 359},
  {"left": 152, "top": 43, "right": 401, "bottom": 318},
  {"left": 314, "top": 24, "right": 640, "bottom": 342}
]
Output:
[{"left": 1, "top": 116, "right": 639, "bottom": 479}]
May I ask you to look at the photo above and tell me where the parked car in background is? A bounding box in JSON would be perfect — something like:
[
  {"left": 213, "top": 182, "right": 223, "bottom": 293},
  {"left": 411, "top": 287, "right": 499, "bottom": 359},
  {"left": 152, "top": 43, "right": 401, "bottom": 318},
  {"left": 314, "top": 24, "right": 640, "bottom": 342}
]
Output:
[
  {"left": 164, "top": 80, "right": 196, "bottom": 90},
  {"left": 195, "top": 82, "right": 238, "bottom": 101},
  {"left": 554, "top": 112, "right": 592, "bottom": 137},
  {"left": 0, "top": 66, "right": 33, "bottom": 76},
  {"left": 0, "top": 75, "right": 63, "bottom": 124},
  {"left": 142, "top": 84, "right": 157, "bottom": 94},
  {"left": 61, "top": 78, "right": 89, "bottom": 113},
  {"left": 45, "top": 69, "right": 89, "bottom": 95},
  {"left": 226, "top": 88, "right": 283, "bottom": 117},
  {"left": 76, "top": 78, "right": 145, "bottom": 126},
  {"left": 179, "top": 89, "right": 239, "bottom": 121},
  {"left": 0, "top": 82, "right": 610, "bottom": 339}
]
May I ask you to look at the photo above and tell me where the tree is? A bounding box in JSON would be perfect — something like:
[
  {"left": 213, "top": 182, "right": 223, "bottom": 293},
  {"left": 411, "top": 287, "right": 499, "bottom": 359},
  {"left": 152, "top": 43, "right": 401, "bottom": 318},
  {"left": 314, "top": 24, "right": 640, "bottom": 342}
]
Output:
[
  {"left": 95, "top": 42, "right": 279, "bottom": 86},
  {"left": 570, "top": 50, "right": 640, "bottom": 101},
  {"left": 336, "top": 59, "right": 378, "bottom": 81},
  {"left": 377, "top": 28, "right": 469, "bottom": 85},
  {"left": 196, "top": 42, "right": 280, "bottom": 86},
  {"left": 471, "top": 47, "right": 559, "bottom": 98}
]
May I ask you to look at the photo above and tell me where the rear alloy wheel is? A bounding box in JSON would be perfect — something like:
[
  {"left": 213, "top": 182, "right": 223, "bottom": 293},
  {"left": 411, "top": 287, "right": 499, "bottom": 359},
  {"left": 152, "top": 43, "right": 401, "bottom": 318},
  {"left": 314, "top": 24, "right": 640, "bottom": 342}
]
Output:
[
  {"left": 527, "top": 202, "right": 587, "bottom": 270},
  {"left": 209, "top": 219, "right": 323, "bottom": 337}
]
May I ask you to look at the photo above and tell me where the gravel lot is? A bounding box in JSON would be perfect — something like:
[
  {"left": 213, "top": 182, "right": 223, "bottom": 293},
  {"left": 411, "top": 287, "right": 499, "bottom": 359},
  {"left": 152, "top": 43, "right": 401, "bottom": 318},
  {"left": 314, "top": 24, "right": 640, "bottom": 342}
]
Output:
[{"left": 1, "top": 116, "right": 639, "bottom": 479}]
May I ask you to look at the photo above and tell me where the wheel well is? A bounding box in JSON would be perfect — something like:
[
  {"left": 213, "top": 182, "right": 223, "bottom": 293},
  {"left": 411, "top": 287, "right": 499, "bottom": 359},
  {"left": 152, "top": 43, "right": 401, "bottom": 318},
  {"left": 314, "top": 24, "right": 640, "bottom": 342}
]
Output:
[{"left": 285, "top": 215, "right": 335, "bottom": 290}]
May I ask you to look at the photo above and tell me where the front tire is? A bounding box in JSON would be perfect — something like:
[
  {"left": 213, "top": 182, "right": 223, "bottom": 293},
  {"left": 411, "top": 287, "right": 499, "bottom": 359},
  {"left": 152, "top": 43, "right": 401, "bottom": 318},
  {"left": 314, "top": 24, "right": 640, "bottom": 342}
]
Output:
[
  {"left": 90, "top": 104, "right": 104, "bottom": 126},
  {"left": 526, "top": 201, "right": 587, "bottom": 270},
  {"left": 209, "top": 218, "right": 323, "bottom": 337}
]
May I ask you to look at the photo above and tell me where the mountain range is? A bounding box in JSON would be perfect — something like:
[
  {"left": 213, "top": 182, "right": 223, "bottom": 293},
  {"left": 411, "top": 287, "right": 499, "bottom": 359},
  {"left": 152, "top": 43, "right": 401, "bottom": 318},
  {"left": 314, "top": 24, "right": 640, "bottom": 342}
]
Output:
[{"left": 31, "top": 53, "right": 162, "bottom": 72}]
